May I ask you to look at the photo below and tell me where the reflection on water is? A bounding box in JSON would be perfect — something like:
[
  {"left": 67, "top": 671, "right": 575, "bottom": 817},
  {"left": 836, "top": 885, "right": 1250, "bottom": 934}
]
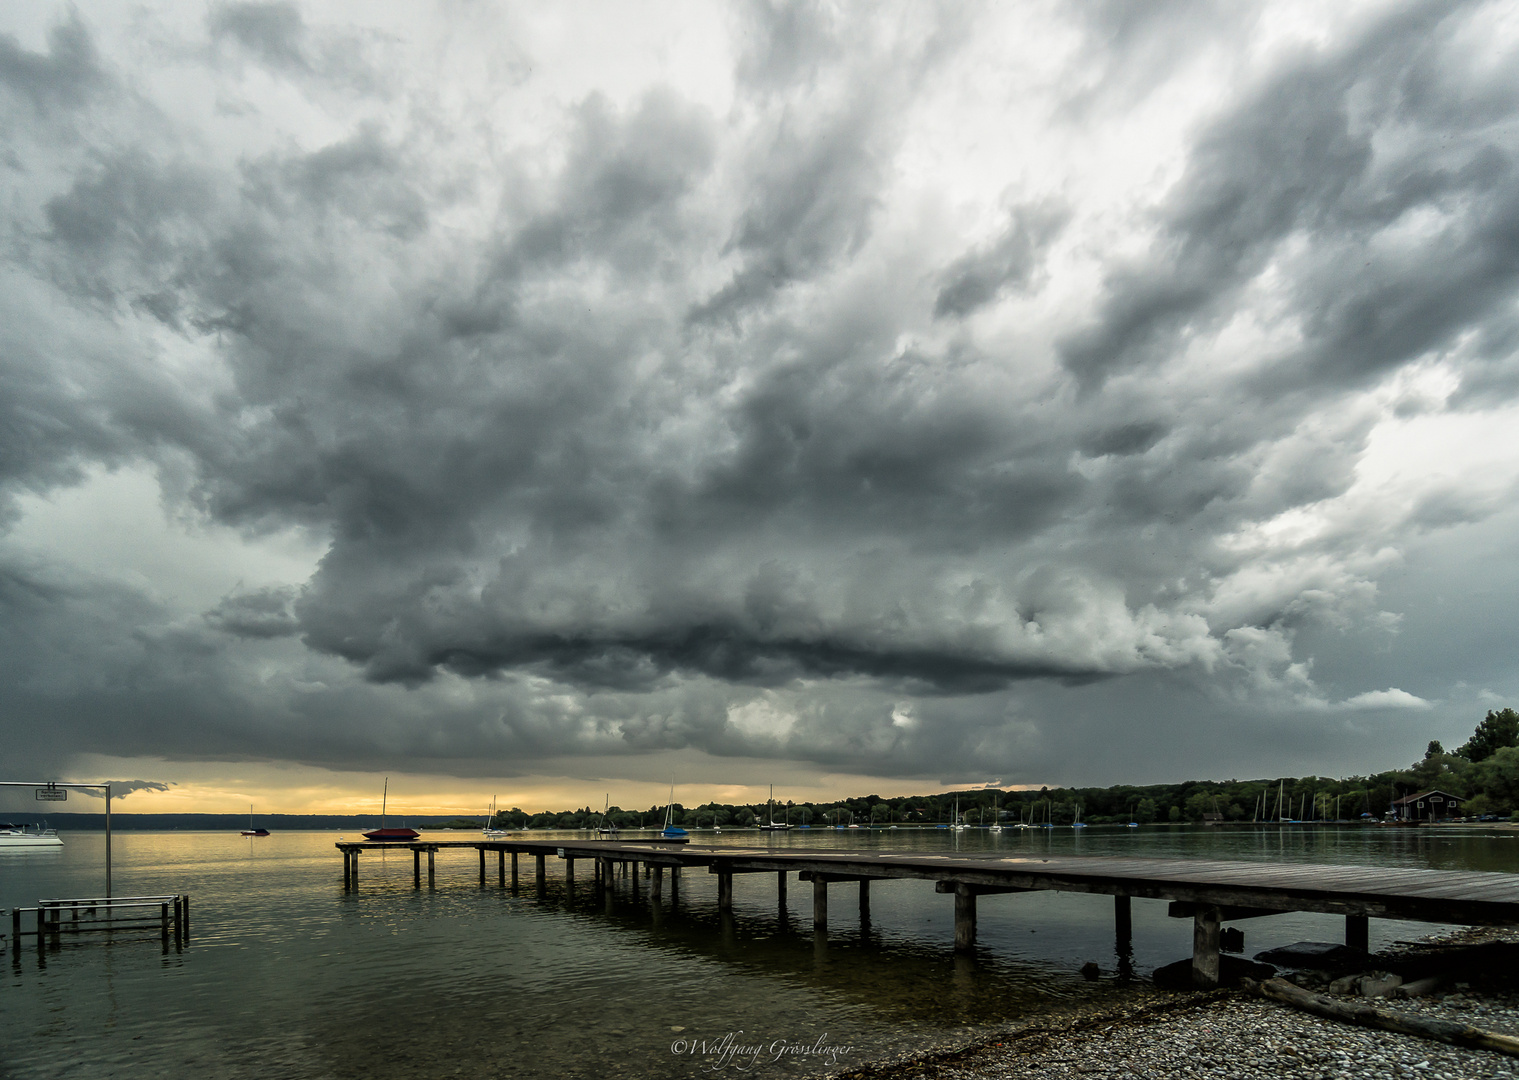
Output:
[{"left": 2, "top": 826, "right": 1516, "bottom": 1079}]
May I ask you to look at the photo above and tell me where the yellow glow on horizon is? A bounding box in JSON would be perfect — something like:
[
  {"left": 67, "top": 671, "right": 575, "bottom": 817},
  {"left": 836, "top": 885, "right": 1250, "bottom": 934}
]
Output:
[{"left": 3, "top": 754, "right": 1050, "bottom": 817}]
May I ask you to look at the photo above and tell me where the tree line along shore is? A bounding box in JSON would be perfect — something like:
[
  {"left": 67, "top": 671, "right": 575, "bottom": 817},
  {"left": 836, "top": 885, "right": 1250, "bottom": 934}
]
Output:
[{"left": 10, "top": 709, "right": 1517, "bottom": 833}]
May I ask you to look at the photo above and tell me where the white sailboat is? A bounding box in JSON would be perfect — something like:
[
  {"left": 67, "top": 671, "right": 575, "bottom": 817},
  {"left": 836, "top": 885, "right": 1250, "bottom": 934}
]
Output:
[
  {"left": 483, "top": 796, "right": 511, "bottom": 838},
  {"left": 758, "top": 785, "right": 791, "bottom": 831}
]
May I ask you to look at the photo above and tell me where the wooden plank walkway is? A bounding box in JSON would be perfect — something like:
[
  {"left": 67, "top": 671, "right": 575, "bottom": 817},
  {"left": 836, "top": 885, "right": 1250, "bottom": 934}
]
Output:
[{"left": 334, "top": 837, "right": 1519, "bottom": 987}]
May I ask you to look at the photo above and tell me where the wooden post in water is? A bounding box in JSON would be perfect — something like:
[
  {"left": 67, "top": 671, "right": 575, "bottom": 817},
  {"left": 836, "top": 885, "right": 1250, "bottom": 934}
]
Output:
[
  {"left": 1192, "top": 905, "right": 1221, "bottom": 988},
  {"left": 1115, "top": 894, "right": 1132, "bottom": 947},
  {"left": 813, "top": 877, "right": 828, "bottom": 931},
  {"left": 427, "top": 848, "right": 436, "bottom": 889},
  {"left": 859, "top": 879, "right": 870, "bottom": 922},
  {"left": 652, "top": 864, "right": 663, "bottom": 897},
  {"left": 777, "top": 870, "right": 787, "bottom": 909},
  {"left": 512, "top": 851, "right": 520, "bottom": 892},
  {"left": 479, "top": 847, "right": 486, "bottom": 887},
  {"left": 1346, "top": 914, "right": 1369, "bottom": 952},
  {"left": 565, "top": 856, "right": 576, "bottom": 892},
  {"left": 182, "top": 894, "right": 190, "bottom": 940},
  {"left": 413, "top": 848, "right": 421, "bottom": 889},
  {"left": 717, "top": 870, "right": 733, "bottom": 911},
  {"left": 498, "top": 850, "right": 506, "bottom": 888},
  {"left": 536, "top": 853, "right": 546, "bottom": 896},
  {"left": 954, "top": 885, "right": 977, "bottom": 952},
  {"left": 160, "top": 902, "right": 169, "bottom": 949}
]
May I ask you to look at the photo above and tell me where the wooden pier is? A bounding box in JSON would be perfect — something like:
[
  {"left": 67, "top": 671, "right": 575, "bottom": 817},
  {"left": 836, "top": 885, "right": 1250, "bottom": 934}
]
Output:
[{"left": 334, "top": 838, "right": 1519, "bottom": 987}]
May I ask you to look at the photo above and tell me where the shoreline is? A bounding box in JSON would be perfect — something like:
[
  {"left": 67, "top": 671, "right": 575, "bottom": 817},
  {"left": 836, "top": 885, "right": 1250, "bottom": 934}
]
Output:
[{"left": 826, "top": 927, "right": 1519, "bottom": 1080}]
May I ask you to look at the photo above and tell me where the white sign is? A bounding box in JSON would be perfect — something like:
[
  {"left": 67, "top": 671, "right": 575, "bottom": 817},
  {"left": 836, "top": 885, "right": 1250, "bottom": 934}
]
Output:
[{"left": 36, "top": 788, "right": 67, "bottom": 801}]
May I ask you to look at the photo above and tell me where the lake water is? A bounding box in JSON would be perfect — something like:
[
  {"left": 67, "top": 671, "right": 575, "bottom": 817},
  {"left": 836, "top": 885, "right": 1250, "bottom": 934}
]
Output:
[{"left": 3, "top": 825, "right": 1517, "bottom": 1079}]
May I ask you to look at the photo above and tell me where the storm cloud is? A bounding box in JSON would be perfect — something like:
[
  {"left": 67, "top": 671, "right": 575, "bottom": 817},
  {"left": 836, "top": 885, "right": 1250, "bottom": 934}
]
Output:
[{"left": 2, "top": 1, "right": 1517, "bottom": 789}]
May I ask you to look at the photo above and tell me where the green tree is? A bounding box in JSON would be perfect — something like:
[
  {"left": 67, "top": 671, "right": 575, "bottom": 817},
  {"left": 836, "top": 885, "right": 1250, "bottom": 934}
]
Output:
[
  {"left": 1470, "top": 746, "right": 1519, "bottom": 812},
  {"left": 1135, "top": 798, "right": 1157, "bottom": 823},
  {"left": 1457, "top": 708, "right": 1519, "bottom": 763}
]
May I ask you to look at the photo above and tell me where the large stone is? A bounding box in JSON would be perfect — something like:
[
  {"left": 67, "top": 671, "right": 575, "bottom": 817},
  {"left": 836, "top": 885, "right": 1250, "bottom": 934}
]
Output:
[{"left": 1253, "top": 941, "right": 1370, "bottom": 972}]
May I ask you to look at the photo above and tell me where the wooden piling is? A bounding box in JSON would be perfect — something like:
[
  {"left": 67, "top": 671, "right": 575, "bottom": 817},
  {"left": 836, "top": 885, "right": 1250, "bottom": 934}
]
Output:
[
  {"left": 536, "top": 853, "right": 546, "bottom": 895},
  {"left": 413, "top": 848, "right": 421, "bottom": 889},
  {"left": 566, "top": 856, "right": 576, "bottom": 892},
  {"left": 859, "top": 879, "right": 870, "bottom": 921},
  {"left": 512, "top": 851, "right": 520, "bottom": 892},
  {"left": 498, "top": 849, "right": 506, "bottom": 888},
  {"left": 652, "top": 865, "right": 663, "bottom": 897},
  {"left": 813, "top": 877, "right": 828, "bottom": 931},
  {"left": 1115, "top": 894, "right": 1132, "bottom": 946},
  {"left": 427, "top": 848, "right": 436, "bottom": 888},
  {"left": 777, "top": 870, "right": 787, "bottom": 908},
  {"left": 954, "top": 885, "right": 977, "bottom": 952},
  {"left": 1192, "top": 905, "right": 1222, "bottom": 988},
  {"left": 1346, "top": 913, "right": 1369, "bottom": 952},
  {"left": 717, "top": 870, "right": 733, "bottom": 910},
  {"left": 479, "top": 847, "right": 486, "bottom": 887}
]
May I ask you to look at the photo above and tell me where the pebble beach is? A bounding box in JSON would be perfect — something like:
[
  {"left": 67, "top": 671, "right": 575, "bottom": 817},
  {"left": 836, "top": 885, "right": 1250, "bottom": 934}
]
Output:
[{"left": 829, "top": 930, "right": 1519, "bottom": 1080}]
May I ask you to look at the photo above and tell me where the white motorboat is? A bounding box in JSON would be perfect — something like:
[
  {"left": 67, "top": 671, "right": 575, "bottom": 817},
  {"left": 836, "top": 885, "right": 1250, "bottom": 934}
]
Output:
[{"left": 0, "top": 822, "right": 63, "bottom": 848}]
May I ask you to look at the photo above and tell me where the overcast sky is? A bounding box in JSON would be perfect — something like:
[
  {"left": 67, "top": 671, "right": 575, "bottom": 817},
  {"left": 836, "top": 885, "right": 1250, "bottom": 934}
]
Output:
[{"left": 2, "top": 0, "right": 1518, "bottom": 815}]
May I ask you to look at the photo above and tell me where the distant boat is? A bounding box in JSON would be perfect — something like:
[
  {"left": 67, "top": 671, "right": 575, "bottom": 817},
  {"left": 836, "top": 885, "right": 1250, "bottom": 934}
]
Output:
[
  {"left": 659, "top": 781, "right": 689, "bottom": 842},
  {"left": 362, "top": 778, "right": 420, "bottom": 842},
  {"left": 483, "top": 796, "right": 510, "bottom": 838},
  {"left": 989, "top": 792, "right": 1002, "bottom": 833},
  {"left": 0, "top": 822, "right": 62, "bottom": 848},
  {"left": 241, "top": 805, "right": 270, "bottom": 837},
  {"left": 758, "top": 785, "right": 791, "bottom": 831},
  {"left": 595, "top": 794, "right": 619, "bottom": 837},
  {"left": 951, "top": 795, "right": 967, "bottom": 831}
]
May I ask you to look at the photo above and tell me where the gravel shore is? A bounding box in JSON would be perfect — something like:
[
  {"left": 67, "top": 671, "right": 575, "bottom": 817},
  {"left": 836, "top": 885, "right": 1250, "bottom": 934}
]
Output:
[{"left": 828, "top": 929, "right": 1519, "bottom": 1080}]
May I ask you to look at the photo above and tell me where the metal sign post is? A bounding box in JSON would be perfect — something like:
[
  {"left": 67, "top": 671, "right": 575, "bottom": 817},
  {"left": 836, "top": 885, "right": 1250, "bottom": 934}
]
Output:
[{"left": 1, "top": 781, "right": 117, "bottom": 897}]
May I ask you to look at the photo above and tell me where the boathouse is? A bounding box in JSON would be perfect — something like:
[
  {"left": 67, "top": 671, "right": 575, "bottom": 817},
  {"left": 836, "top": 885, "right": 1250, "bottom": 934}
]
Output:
[{"left": 1391, "top": 789, "right": 1465, "bottom": 821}]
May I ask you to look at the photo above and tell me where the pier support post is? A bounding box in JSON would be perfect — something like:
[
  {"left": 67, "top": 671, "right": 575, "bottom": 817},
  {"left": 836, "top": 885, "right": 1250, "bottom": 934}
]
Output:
[
  {"left": 1192, "top": 905, "right": 1221, "bottom": 988},
  {"left": 777, "top": 871, "right": 787, "bottom": 909},
  {"left": 512, "top": 851, "right": 519, "bottom": 893},
  {"left": 1346, "top": 914, "right": 1369, "bottom": 953},
  {"left": 813, "top": 877, "right": 828, "bottom": 931},
  {"left": 536, "top": 853, "right": 546, "bottom": 896},
  {"left": 351, "top": 849, "right": 358, "bottom": 888},
  {"left": 652, "top": 865, "right": 663, "bottom": 897},
  {"left": 859, "top": 879, "right": 870, "bottom": 923},
  {"left": 479, "top": 847, "right": 486, "bottom": 887},
  {"left": 427, "top": 848, "right": 436, "bottom": 889},
  {"left": 954, "top": 885, "right": 977, "bottom": 953},
  {"left": 498, "top": 850, "right": 506, "bottom": 888},
  {"left": 565, "top": 857, "right": 576, "bottom": 894},
  {"left": 413, "top": 849, "right": 421, "bottom": 889},
  {"left": 717, "top": 870, "right": 733, "bottom": 911}
]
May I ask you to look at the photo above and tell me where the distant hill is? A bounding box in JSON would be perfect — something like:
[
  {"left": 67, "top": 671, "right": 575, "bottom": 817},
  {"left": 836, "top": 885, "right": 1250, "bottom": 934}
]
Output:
[{"left": 0, "top": 812, "right": 486, "bottom": 831}]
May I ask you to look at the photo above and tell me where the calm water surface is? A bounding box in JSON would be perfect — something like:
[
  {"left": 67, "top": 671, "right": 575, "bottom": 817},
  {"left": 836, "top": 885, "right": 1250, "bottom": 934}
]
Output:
[{"left": 2, "top": 825, "right": 1516, "bottom": 1079}]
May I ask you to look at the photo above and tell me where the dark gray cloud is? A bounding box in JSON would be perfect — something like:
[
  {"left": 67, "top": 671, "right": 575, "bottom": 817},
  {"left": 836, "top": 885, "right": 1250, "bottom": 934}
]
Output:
[{"left": 0, "top": 1, "right": 1516, "bottom": 787}]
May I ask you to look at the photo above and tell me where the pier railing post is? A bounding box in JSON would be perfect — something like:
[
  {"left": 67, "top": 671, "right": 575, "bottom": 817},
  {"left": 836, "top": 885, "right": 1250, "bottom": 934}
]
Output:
[
  {"left": 954, "top": 885, "right": 977, "bottom": 952},
  {"left": 1192, "top": 905, "right": 1221, "bottom": 988}
]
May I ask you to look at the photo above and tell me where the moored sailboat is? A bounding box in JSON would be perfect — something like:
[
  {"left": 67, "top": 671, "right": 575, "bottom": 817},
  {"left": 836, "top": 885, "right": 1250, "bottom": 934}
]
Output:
[
  {"left": 241, "top": 805, "right": 270, "bottom": 836},
  {"left": 362, "top": 778, "right": 420, "bottom": 841}
]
